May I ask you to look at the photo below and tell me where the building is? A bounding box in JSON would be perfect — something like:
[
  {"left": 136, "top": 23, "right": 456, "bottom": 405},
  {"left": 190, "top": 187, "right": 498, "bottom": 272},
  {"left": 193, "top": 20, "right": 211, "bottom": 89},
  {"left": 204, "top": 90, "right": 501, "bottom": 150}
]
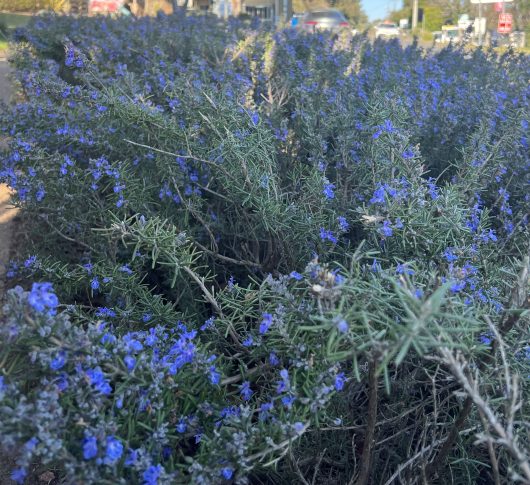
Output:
[
  {"left": 242, "top": 0, "right": 273, "bottom": 20},
  {"left": 175, "top": 0, "right": 210, "bottom": 11}
]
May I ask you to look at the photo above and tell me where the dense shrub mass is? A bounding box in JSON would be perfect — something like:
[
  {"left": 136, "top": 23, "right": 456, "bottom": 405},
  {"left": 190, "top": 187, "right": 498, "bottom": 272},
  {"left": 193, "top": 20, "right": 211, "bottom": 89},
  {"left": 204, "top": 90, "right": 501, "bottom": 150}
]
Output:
[{"left": 0, "top": 12, "right": 529, "bottom": 484}]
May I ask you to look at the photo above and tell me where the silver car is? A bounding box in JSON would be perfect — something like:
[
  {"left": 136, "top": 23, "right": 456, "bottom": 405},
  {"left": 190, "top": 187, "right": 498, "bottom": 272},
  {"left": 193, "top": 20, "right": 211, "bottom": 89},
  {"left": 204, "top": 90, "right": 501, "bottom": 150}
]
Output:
[
  {"left": 375, "top": 23, "right": 400, "bottom": 39},
  {"left": 299, "top": 10, "right": 351, "bottom": 34}
]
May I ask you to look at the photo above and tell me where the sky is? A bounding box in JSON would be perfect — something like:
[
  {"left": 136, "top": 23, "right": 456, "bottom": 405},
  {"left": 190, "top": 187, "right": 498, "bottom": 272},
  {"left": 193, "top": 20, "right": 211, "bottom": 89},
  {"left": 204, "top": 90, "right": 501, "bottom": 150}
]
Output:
[{"left": 361, "top": 0, "right": 402, "bottom": 21}]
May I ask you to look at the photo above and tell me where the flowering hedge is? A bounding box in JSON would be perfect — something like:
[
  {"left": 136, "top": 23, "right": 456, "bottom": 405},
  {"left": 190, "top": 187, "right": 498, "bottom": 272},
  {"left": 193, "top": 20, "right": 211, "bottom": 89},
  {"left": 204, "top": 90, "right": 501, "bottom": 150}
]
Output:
[{"left": 0, "top": 12, "right": 529, "bottom": 485}]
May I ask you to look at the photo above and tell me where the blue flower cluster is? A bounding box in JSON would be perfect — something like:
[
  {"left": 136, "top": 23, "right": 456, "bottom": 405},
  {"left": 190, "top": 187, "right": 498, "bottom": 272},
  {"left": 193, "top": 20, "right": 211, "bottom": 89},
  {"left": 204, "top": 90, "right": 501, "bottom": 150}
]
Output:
[
  {"left": 27, "top": 282, "right": 59, "bottom": 315},
  {"left": 0, "top": 10, "right": 528, "bottom": 485}
]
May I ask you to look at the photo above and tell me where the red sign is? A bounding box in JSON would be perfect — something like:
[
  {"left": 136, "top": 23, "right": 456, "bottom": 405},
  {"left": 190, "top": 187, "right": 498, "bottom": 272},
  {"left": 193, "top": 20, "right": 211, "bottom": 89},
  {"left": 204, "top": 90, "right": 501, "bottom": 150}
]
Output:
[
  {"left": 497, "top": 13, "right": 513, "bottom": 34},
  {"left": 494, "top": 2, "right": 503, "bottom": 12},
  {"left": 88, "top": 0, "right": 121, "bottom": 14}
]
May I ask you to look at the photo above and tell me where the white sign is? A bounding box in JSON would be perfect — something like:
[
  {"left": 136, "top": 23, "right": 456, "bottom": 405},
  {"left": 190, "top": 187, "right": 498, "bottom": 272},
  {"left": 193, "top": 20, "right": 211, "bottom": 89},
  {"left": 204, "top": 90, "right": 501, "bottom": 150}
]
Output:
[
  {"left": 470, "top": 0, "right": 512, "bottom": 4},
  {"left": 474, "top": 17, "right": 487, "bottom": 35}
]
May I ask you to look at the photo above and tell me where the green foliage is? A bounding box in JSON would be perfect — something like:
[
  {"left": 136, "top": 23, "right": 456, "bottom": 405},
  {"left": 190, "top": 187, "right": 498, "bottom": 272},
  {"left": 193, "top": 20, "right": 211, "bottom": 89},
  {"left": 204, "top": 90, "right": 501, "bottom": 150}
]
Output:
[
  {"left": 0, "top": 0, "right": 36, "bottom": 11},
  {"left": 0, "top": 0, "right": 68, "bottom": 11},
  {"left": 334, "top": 0, "right": 366, "bottom": 24},
  {"left": 0, "top": 13, "right": 529, "bottom": 485},
  {"left": 423, "top": 5, "right": 444, "bottom": 31}
]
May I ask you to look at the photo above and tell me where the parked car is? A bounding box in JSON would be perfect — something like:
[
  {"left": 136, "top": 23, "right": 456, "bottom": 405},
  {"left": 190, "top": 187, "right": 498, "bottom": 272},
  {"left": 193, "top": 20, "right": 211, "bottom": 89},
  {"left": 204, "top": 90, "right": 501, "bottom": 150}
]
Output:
[
  {"left": 374, "top": 22, "right": 400, "bottom": 39},
  {"left": 487, "top": 30, "right": 505, "bottom": 47},
  {"left": 299, "top": 10, "right": 350, "bottom": 34},
  {"left": 441, "top": 25, "right": 460, "bottom": 42},
  {"left": 434, "top": 25, "right": 460, "bottom": 44},
  {"left": 509, "top": 31, "right": 526, "bottom": 48}
]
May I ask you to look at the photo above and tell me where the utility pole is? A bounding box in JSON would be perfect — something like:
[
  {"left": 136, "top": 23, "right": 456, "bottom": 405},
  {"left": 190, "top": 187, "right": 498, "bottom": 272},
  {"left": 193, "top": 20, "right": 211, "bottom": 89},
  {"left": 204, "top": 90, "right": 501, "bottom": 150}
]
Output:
[
  {"left": 284, "top": 0, "right": 291, "bottom": 23},
  {"left": 412, "top": 0, "right": 418, "bottom": 29},
  {"left": 501, "top": 0, "right": 506, "bottom": 44},
  {"left": 478, "top": 0, "right": 482, "bottom": 46}
]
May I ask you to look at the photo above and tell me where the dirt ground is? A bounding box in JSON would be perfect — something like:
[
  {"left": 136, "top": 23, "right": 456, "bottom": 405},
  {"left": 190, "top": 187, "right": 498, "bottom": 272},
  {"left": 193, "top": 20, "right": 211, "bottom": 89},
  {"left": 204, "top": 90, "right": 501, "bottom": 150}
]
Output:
[
  {"left": 0, "top": 58, "right": 18, "bottom": 301},
  {"left": 0, "top": 52, "right": 57, "bottom": 485},
  {"left": 0, "top": 55, "right": 18, "bottom": 485}
]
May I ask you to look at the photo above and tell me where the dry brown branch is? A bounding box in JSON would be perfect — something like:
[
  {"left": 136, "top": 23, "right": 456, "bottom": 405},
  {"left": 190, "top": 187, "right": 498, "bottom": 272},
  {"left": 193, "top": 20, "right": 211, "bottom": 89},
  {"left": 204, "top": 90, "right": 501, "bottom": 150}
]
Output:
[
  {"left": 352, "top": 360, "right": 378, "bottom": 485},
  {"left": 438, "top": 347, "right": 530, "bottom": 483},
  {"left": 383, "top": 439, "right": 445, "bottom": 485},
  {"left": 427, "top": 256, "right": 530, "bottom": 480}
]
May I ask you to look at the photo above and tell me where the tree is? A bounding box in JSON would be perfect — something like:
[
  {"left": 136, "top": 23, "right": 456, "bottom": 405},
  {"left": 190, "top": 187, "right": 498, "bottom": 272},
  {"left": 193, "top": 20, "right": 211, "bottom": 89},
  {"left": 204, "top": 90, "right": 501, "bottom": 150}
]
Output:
[
  {"left": 423, "top": 5, "right": 444, "bottom": 30},
  {"left": 334, "top": 0, "right": 366, "bottom": 24},
  {"left": 391, "top": 0, "right": 470, "bottom": 27},
  {"left": 505, "top": 0, "right": 529, "bottom": 33},
  {"left": 292, "top": 0, "right": 325, "bottom": 14}
]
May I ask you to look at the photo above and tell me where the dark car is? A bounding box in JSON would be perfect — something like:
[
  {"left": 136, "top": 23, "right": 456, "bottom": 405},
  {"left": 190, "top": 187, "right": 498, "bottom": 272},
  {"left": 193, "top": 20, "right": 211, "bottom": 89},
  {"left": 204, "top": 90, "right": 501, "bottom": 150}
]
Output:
[{"left": 299, "top": 10, "right": 351, "bottom": 34}]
